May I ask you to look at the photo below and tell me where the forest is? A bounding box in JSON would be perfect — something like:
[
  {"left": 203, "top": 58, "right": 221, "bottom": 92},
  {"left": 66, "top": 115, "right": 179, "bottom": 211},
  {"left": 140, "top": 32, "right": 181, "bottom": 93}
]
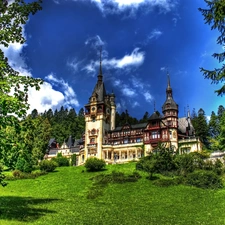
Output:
[{"left": 1, "top": 104, "right": 224, "bottom": 175}]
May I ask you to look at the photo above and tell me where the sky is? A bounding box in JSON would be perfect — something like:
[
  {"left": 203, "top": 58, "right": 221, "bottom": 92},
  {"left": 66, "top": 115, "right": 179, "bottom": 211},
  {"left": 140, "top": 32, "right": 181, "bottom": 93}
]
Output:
[{"left": 3, "top": 0, "right": 225, "bottom": 120}]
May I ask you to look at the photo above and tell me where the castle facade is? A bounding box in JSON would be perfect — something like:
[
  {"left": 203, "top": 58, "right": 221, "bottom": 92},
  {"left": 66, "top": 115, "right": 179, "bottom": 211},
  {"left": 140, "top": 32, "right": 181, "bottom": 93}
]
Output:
[{"left": 77, "top": 63, "right": 202, "bottom": 165}]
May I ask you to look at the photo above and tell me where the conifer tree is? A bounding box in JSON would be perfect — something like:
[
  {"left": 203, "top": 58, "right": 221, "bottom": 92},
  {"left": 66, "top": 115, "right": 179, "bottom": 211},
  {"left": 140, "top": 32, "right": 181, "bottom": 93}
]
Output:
[{"left": 199, "top": 1, "right": 225, "bottom": 95}]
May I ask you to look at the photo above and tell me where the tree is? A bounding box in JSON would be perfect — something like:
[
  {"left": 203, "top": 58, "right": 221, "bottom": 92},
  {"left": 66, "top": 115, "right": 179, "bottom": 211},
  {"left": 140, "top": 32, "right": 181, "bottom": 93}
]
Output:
[
  {"left": 218, "top": 111, "right": 225, "bottom": 150},
  {"left": 208, "top": 111, "right": 219, "bottom": 138},
  {"left": 192, "top": 108, "right": 209, "bottom": 147},
  {"left": 198, "top": 1, "right": 225, "bottom": 95},
  {"left": 0, "top": 0, "right": 42, "bottom": 186}
]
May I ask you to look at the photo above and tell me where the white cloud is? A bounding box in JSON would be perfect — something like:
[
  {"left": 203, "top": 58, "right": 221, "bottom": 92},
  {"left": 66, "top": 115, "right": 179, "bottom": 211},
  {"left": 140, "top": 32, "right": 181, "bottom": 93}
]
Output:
[
  {"left": 45, "top": 73, "right": 80, "bottom": 108},
  {"left": 160, "top": 67, "right": 166, "bottom": 71},
  {"left": 143, "top": 91, "right": 153, "bottom": 102},
  {"left": 91, "top": 0, "right": 177, "bottom": 14},
  {"left": 27, "top": 82, "right": 64, "bottom": 114},
  {"left": 67, "top": 58, "right": 82, "bottom": 73},
  {"left": 0, "top": 26, "right": 80, "bottom": 115},
  {"left": 84, "top": 48, "right": 145, "bottom": 73},
  {"left": 122, "top": 86, "right": 136, "bottom": 97},
  {"left": 148, "top": 29, "right": 163, "bottom": 40},
  {"left": 85, "top": 35, "right": 105, "bottom": 48},
  {"left": 132, "top": 101, "right": 140, "bottom": 108}
]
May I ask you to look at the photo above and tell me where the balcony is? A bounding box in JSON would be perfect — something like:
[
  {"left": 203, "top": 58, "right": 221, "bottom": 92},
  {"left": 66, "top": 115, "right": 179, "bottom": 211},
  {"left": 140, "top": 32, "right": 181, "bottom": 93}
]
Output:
[
  {"left": 178, "top": 137, "right": 199, "bottom": 144},
  {"left": 87, "top": 143, "right": 97, "bottom": 147}
]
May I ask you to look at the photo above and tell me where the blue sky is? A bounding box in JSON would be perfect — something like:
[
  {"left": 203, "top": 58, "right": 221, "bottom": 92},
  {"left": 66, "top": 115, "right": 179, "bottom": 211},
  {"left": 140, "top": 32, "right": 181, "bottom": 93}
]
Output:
[{"left": 3, "top": 0, "right": 225, "bottom": 119}]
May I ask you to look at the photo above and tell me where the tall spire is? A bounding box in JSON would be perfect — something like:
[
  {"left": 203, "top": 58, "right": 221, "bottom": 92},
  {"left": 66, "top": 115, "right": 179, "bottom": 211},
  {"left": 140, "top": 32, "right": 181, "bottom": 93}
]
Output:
[
  {"left": 162, "top": 72, "right": 178, "bottom": 114},
  {"left": 166, "top": 72, "right": 172, "bottom": 98},
  {"left": 98, "top": 46, "right": 103, "bottom": 83}
]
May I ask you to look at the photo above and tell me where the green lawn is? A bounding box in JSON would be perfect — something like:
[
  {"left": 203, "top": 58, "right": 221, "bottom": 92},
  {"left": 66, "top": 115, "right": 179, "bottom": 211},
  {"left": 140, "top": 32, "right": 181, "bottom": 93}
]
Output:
[{"left": 1, "top": 163, "right": 225, "bottom": 225}]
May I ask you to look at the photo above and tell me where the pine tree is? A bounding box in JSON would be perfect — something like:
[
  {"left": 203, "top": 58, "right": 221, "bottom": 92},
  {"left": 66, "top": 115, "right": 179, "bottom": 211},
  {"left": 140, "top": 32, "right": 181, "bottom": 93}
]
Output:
[{"left": 199, "top": 1, "right": 225, "bottom": 95}]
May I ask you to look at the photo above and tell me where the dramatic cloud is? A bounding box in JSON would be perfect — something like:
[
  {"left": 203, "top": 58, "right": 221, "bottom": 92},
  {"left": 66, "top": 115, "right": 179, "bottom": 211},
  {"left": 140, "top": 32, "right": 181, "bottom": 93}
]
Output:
[
  {"left": 0, "top": 27, "right": 80, "bottom": 114},
  {"left": 90, "top": 0, "right": 178, "bottom": 14},
  {"left": 84, "top": 48, "right": 145, "bottom": 73},
  {"left": 45, "top": 73, "right": 80, "bottom": 108},
  {"left": 27, "top": 82, "right": 64, "bottom": 114}
]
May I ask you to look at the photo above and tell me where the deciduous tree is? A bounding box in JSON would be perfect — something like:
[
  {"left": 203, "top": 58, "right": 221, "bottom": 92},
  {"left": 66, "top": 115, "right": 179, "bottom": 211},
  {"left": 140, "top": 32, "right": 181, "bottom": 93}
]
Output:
[{"left": 0, "top": 0, "right": 42, "bottom": 186}]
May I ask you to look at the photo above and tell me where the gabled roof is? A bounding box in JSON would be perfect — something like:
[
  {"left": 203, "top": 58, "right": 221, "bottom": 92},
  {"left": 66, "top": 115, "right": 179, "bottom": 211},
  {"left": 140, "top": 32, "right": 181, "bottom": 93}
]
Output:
[
  {"left": 178, "top": 117, "right": 195, "bottom": 136},
  {"left": 149, "top": 111, "right": 161, "bottom": 120}
]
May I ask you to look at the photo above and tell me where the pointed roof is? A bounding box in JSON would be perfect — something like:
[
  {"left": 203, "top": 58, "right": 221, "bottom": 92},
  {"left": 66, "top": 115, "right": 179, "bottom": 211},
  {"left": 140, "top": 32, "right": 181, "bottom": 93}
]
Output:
[
  {"left": 91, "top": 49, "right": 106, "bottom": 102},
  {"left": 149, "top": 111, "right": 161, "bottom": 120},
  {"left": 162, "top": 73, "right": 178, "bottom": 113}
]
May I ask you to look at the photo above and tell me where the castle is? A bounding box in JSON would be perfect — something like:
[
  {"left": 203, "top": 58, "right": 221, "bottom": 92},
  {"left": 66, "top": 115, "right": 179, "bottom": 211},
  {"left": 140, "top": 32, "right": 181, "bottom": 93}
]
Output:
[
  {"left": 46, "top": 58, "right": 202, "bottom": 165},
  {"left": 76, "top": 61, "right": 202, "bottom": 165}
]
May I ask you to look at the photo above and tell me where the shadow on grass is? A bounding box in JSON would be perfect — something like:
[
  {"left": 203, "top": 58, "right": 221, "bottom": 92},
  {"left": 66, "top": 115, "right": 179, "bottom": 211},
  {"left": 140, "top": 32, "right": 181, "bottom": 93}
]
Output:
[{"left": 0, "top": 196, "right": 59, "bottom": 222}]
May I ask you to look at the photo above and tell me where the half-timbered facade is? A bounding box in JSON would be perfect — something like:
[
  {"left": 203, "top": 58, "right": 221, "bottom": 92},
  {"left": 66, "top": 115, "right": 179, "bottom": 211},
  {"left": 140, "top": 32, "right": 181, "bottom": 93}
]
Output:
[{"left": 77, "top": 61, "right": 202, "bottom": 165}]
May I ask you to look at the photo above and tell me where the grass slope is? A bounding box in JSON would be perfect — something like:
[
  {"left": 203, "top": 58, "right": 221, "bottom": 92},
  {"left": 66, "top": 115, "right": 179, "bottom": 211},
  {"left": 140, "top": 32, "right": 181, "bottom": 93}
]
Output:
[{"left": 1, "top": 163, "right": 225, "bottom": 225}]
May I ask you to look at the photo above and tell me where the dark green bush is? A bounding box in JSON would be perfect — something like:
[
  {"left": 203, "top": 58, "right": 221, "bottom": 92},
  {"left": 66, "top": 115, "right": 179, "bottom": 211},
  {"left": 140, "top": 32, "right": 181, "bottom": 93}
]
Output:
[
  {"left": 185, "top": 170, "right": 223, "bottom": 189},
  {"left": 213, "top": 159, "right": 223, "bottom": 175},
  {"left": 84, "top": 157, "right": 106, "bottom": 172},
  {"left": 39, "top": 160, "right": 57, "bottom": 172},
  {"left": 71, "top": 154, "right": 76, "bottom": 166},
  {"left": 51, "top": 155, "right": 70, "bottom": 167},
  {"left": 152, "top": 177, "right": 182, "bottom": 187},
  {"left": 174, "top": 154, "right": 195, "bottom": 176},
  {"left": 11, "top": 170, "right": 47, "bottom": 179},
  {"left": 15, "top": 157, "right": 33, "bottom": 173}
]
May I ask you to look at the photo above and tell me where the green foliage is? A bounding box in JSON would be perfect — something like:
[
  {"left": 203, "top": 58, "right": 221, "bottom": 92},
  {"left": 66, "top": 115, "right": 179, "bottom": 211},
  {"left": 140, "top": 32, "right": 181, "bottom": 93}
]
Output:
[
  {"left": 174, "top": 154, "right": 195, "bottom": 176},
  {"left": 71, "top": 154, "right": 76, "bottom": 166},
  {"left": 84, "top": 157, "right": 106, "bottom": 172},
  {"left": 15, "top": 156, "right": 33, "bottom": 173},
  {"left": 39, "top": 160, "right": 57, "bottom": 172},
  {"left": 0, "top": 0, "right": 42, "bottom": 186},
  {"left": 185, "top": 170, "right": 223, "bottom": 189},
  {"left": 198, "top": 0, "right": 225, "bottom": 95},
  {"left": 0, "top": 164, "right": 7, "bottom": 187},
  {"left": 137, "top": 147, "right": 177, "bottom": 178},
  {"left": 191, "top": 108, "right": 209, "bottom": 147},
  {"left": 11, "top": 169, "right": 47, "bottom": 179},
  {"left": 51, "top": 154, "right": 70, "bottom": 167}
]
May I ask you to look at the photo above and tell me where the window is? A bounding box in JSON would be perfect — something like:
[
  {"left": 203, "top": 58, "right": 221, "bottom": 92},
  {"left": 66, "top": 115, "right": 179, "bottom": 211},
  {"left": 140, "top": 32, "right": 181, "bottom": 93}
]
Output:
[
  {"left": 91, "top": 129, "right": 96, "bottom": 135},
  {"left": 152, "top": 131, "right": 160, "bottom": 139},
  {"left": 136, "top": 138, "right": 141, "bottom": 143},
  {"left": 90, "top": 138, "right": 95, "bottom": 143}
]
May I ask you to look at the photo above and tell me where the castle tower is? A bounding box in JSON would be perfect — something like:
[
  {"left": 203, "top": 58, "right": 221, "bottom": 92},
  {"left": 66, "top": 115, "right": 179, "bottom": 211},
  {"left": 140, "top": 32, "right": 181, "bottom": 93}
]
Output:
[
  {"left": 110, "top": 91, "right": 116, "bottom": 130},
  {"left": 84, "top": 51, "right": 112, "bottom": 160},
  {"left": 162, "top": 74, "right": 179, "bottom": 149}
]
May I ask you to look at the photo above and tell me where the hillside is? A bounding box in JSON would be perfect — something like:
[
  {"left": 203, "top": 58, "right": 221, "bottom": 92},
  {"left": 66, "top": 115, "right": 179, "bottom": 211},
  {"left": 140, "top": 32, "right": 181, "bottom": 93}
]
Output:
[{"left": 1, "top": 163, "right": 225, "bottom": 225}]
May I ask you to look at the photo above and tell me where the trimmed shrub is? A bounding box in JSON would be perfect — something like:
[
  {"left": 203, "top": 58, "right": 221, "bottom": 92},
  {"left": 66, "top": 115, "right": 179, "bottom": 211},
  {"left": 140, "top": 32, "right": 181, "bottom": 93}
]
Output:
[
  {"left": 51, "top": 155, "right": 70, "bottom": 167},
  {"left": 185, "top": 170, "right": 223, "bottom": 189},
  {"left": 39, "top": 160, "right": 57, "bottom": 172},
  {"left": 84, "top": 157, "right": 106, "bottom": 172}
]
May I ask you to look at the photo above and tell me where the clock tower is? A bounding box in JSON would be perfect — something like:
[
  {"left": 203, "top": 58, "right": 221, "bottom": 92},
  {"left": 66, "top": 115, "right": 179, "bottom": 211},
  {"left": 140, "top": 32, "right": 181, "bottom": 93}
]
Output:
[{"left": 83, "top": 52, "right": 116, "bottom": 160}]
